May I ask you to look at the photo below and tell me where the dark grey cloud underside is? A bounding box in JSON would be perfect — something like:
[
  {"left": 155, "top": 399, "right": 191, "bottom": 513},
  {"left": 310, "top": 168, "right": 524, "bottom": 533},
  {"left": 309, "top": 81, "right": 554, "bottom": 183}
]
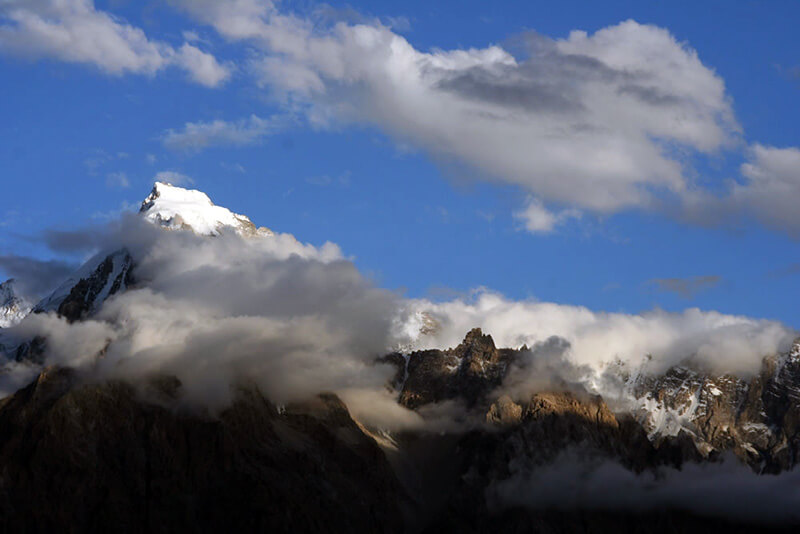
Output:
[{"left": 0, "top": 254, "right": 77, "bottom": 298}]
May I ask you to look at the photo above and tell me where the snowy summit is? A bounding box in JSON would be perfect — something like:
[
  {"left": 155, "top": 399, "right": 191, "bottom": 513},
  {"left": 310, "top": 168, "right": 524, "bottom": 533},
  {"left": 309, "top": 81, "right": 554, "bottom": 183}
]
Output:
[{"left": 139, "top": 182, "right": 273, "bottom": 237}]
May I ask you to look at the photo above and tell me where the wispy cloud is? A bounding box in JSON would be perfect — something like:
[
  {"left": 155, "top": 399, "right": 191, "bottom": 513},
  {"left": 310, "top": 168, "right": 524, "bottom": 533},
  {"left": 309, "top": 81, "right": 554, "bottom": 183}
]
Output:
[
  {"left": 105, "top": 171, "right": 130, "bottom": 189},
  {"left": 768, "top": 263, "right": 800, "bottom": 280},
  {"left": 161, "top": 115, "right": 284, "bottom": 152},
  {"left": 649, "top": 275, "right": 722, "bottom": 299},
  {"left": 514, "top": 197, "right": 581, "bottom": 234}
]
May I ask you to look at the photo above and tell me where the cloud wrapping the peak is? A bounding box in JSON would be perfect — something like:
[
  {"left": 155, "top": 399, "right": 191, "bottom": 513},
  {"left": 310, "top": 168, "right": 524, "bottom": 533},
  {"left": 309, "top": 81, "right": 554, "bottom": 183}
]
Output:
[
  {"left": 2, "top": 214, "right": 399, "bottom": 410},
  {"left": 0, "top": 199, "right": 794, "bottom": 423}
]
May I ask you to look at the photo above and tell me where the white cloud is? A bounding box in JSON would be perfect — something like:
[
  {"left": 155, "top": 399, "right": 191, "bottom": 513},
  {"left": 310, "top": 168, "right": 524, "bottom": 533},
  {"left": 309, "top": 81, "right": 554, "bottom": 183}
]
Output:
[
  {"left": 167, "top": 0, "right": 276, "bottom": 41},
  {"left": 514, "top": 197, "right": 581, "bottom": 234},
  {"left": 733, "top": 144, "right": 800, "bottom": 234},
  {"left": 680, "top": 144, "right": 800, "bottom": 235},
  {"left": 175, "top": 43, "right": 231, "bottom": 87},
  {"left": 0, "top": 0, "right": 229, "bottom": 87},
  {"left": 398, "top": 290, "right": 794, "bottom": 377},
  {"left": 1, "top": 209, "right": 794, "bottom": 420},
  {"left": 182, "top": 30, "right": 201, "bottom": 43},
  {"left": 161, "top": 114, "right": 279, "bottom": 151},
  {"left": 172, "top": 4, "right": 800, "bottom": 236},
  {"left": 154, "top": 171, "right": 194, "bottom": 186},
  {"left": 171, "top": 4, "right": 739, "bottom": 214}
]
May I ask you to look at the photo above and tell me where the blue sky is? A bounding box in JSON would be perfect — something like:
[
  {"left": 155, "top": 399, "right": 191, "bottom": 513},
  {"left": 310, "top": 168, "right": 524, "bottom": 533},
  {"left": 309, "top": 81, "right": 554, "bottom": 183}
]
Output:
[{"left": 1, "top": 0, "right": 799, "bottom": 326}]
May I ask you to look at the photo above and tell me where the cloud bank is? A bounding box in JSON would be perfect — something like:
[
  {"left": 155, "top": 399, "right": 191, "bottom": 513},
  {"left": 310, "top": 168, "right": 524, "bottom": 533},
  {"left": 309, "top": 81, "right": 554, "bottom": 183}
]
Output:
[
  {"left": 3, "top": 208, "right": 794, "bottom": 422},
  {"left": 399, "top": 291, "right": 795, "bottom": 377}
]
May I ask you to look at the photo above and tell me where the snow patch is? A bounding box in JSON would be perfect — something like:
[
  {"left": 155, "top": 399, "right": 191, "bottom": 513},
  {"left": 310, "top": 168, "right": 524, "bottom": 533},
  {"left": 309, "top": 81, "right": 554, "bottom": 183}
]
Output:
[
  {"left": 140, "top": 182, "right": 273, "bottom": 237},
  {"left": 0, "top": 280, "right": 32, "bottom": 328}
]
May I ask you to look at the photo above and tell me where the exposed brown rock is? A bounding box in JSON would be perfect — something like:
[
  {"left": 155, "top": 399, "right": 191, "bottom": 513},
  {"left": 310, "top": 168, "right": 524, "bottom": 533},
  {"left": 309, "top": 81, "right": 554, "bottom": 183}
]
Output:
[
  {"left": 485, "top": 395, "right": 522, "bottom": 426},
  {"left": 399, "top": 328, "right": 515, "bottom": 409}
]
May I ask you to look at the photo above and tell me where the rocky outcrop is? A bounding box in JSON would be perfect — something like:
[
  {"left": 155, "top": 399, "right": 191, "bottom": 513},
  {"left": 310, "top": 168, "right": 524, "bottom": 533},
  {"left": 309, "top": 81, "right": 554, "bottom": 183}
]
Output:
[
  {"left": 414, "top": 390, "right": 771, "bottom": 533},
  {"left": 4, "top": 327, "right": 800, "bottom": 532},
  {"left": 34, "top": 248, "right": 134, "bottom": 322},
  {"left": 629, "top": 340, "right": 800, "bottom": 472},
  {"left": 55, "top": 249, "right": 134, "bottom": 322},
  {"left": 399, "top": 328, "right": 516, "bottom": 409}
]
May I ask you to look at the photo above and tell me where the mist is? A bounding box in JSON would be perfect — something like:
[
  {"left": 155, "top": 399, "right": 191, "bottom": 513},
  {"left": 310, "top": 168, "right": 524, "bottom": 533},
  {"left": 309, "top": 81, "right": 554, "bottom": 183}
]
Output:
[
  {"left": 489, "top": 451, "right": 800, "bottom": 524},
  {"left": 0, "top": 211, "right": 795, "bottom": 421}
]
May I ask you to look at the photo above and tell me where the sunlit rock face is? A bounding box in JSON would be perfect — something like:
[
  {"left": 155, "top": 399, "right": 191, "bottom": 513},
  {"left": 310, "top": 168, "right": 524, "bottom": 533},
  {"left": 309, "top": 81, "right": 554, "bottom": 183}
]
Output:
[
  {"left": 398, "top": 328, "right": 515, "bottom": 409},
  {"left": 626, "top": 338, "right": 800, "bottom": 472}
]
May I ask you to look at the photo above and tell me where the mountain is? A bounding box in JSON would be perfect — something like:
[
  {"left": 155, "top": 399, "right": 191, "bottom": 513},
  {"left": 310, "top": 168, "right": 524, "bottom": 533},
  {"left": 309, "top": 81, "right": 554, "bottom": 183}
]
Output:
[
  {"left": 5, "top": 181, "right": 276, "bottom": 360},
  {"left": 1, "top": 182, "right": 799, "bottom": 532},
  {"left": 140, "top": 181, "right": 273, "bottom": 237},
  {"left": 625, "top": 340, "right": 800, "bottom": 472},
  {"left": 29, "top": 181, "right": 273, "bottom": 323},
  {"left": 392, "top": 328, "right": 800, "bottom": 472},
  {"left": 0, "top": 368, "right": 405, "bottom": 533},
  {"left": 0, "top": 280, "right": 31, "bottom": 328}
]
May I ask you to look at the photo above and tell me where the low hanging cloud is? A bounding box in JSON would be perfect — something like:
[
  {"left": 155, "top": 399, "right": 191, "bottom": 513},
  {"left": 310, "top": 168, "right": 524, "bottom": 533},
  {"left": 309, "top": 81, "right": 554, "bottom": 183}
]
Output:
[
  {"left": 0, "top": 0, "right": 230, "bottom": 87},
  {"left": 2, "top": 215, "right": 401, "bottom": 413},
  {"left": 161, "top": 114, "right": 283, "bottom": 152},
  {"left": 0, "top": 205, "right": 795, "bottom": 425},
  {"left": 399, "top": 290, "right": 795, "bottom": 377},
  {"left": 489, "top": 451, "right": 800, "bottom": 524}
]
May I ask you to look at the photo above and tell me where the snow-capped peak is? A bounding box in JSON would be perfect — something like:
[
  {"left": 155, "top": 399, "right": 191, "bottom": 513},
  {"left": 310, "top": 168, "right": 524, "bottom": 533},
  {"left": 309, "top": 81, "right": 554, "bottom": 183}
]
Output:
[
  {"left": 0, "top": 279, "right": 32, "bottom": 328},
  {"left": 139, "top": 182, "right": 273, "bottom": 237}
]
